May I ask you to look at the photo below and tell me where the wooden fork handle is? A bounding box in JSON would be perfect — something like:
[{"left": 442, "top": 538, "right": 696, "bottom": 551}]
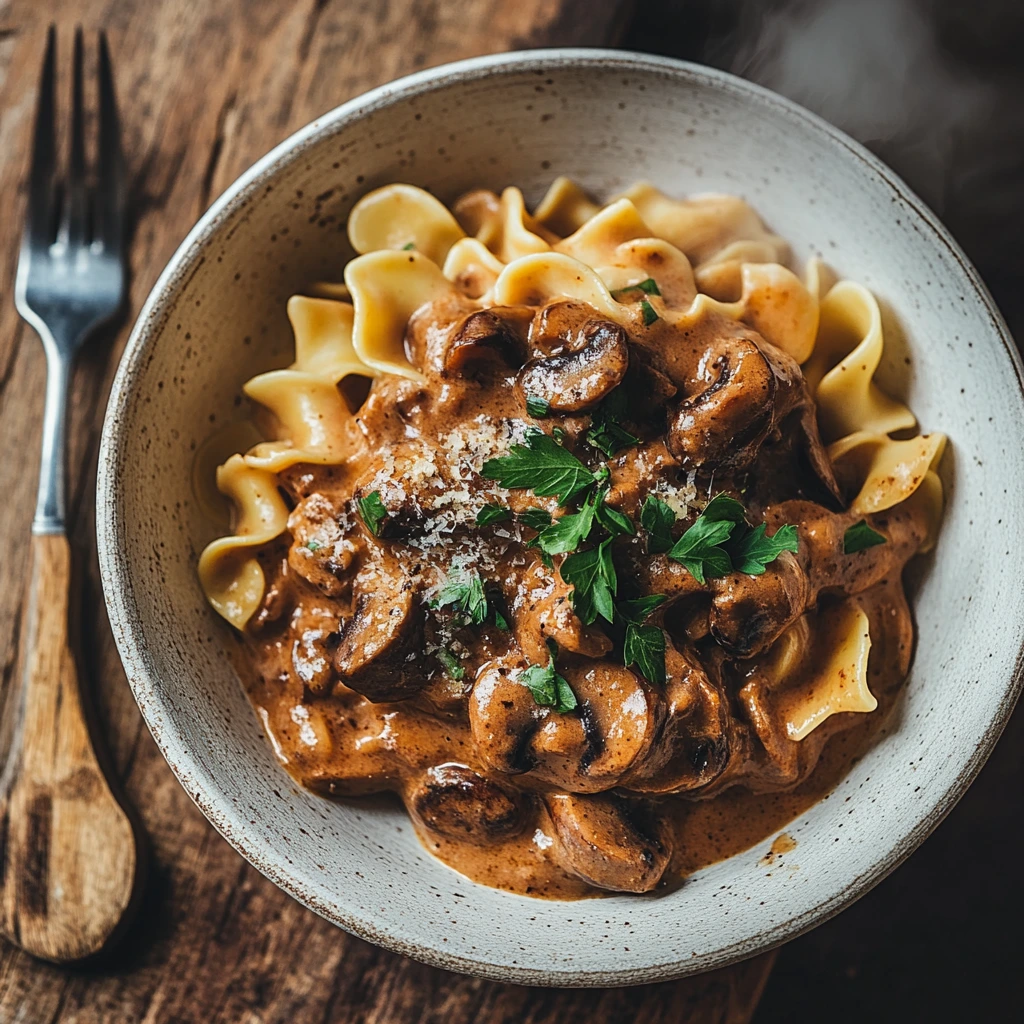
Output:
[{"left": 0, "top": 533, "right": 139, "bottom": 962}]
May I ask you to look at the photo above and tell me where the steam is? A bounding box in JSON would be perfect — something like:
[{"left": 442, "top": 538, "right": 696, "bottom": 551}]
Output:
[{"left": 730, "top": 0, "right": 992, "bottom": 212}]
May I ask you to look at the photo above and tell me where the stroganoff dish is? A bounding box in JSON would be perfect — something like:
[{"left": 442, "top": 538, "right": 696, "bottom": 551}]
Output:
[{"left": 197, "top": 179, "right": 945, "bottom": 897}]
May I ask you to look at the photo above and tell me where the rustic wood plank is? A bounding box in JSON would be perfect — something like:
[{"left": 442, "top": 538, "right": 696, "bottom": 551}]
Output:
[{"left": 0, "top": 0, "right": 776, "bottom": 1019}]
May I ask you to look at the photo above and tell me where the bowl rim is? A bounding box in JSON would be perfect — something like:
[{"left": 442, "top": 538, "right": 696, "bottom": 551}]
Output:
[{"left": 98, "top": 46, "right": 1024, "bottom": 986}]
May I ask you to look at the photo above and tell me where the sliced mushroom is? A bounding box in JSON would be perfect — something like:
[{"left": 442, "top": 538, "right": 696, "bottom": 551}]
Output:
[
  {"left": 624, "top": 640, "right": 731, "bottom": 794},
  {"left": 512, "top": 570, "right": 612, "bottom": 665},
  {"left": 333, "top": 563, "right": 424, "bottom": 702},
  {"left": 287, "top": 493, "right": 360, "bottom": 597},
  {"left": 666, "top": 330, "right": 801, "bottom": 470},
  {"left": 468, "top": 659, "right": 658, "bottom": 793},
  {"left": 545, "top": 792, "right": 672, "bottom": 893},
  {"left": 516, "top": 319, "right": 629, "bottom": 413},
  {"left": 709, "top": 551, "right": 810, "bottom": 658},
  {"left": 405, "top": 763, "right": 528, "bottom": 845},
  {"left": 441, "top": 307, "right": 529, "bottom": 379},
  {"left": 527, "top": 299, "right": 595, "bottom": 357}
]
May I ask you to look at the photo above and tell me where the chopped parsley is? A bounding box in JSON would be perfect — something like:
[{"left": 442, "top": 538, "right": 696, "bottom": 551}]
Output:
[
  {"left": 305, "top": 539, "right": 322, "bottom": 552},
  {"left": 640, "top": 298, "right": 659, "bottom": 326},
  {"left": 665, "top": 494, "right": 799, "bottom": 584},
  {"left": 586, "top": 390, "right": 640, "bottom": 458},
  {"left": 435, "top": 647, "right": 465, "bottom": 680},
  {"left": 476, "top": 503, "right": 513, "bottom": 526},
  {"left": 357, "top": 491, "right": 388, "bottom": 537},
  {"left": 518, "top": 507, "right": 553, "bottom": 530},
  {"left": 430, "top": 565, "right": 488, "bottom": 626},
  {"left": 611, "top": 277, "right": 661, "bottom": 299},
  {"left": 561, "top": 538, "right": 617, "bottom": 625},
  {"left": 526, "top": 395, "right": 551, "bottom": 418},
  {"left": 536, "top": 488, "right": 601, "bottom": 556},
  {"left": 519, "top": 642, "right": 577, "bottom": 713},
  {"left": 640, "top": 495, "right": 676, "bottom": 554},
  {"left": 482, "top": 429, "right": 598, "bottom": 506},
  {"left": 617, "top": 595, "right": 668, "bottom": 687},
  {"left": 595, "top": 500, "right": 634, "bottom": 537},
  {"left": 843, "top": 520, "right": 887, "bottom": 554},
  {"left": 401, "top": 241, "right": 416, "bottom": 251}
]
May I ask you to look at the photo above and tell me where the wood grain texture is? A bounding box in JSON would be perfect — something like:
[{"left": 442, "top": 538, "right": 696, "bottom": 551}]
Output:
[
  {"left": 0, "top": 534, "right": 138, "bottom": 963},
  {"left": 0, "top": 0, "right": 776, "bottom": 1020}
]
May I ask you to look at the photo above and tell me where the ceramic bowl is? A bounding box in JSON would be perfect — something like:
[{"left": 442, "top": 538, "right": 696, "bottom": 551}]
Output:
[{"left": 98, "top": 49, "right": 1024, "bottom": 986}]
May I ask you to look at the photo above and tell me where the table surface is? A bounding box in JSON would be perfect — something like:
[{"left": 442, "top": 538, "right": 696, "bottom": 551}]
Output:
[{"left": 1, "top": 1, "right": 1021, "bottom": 1021}]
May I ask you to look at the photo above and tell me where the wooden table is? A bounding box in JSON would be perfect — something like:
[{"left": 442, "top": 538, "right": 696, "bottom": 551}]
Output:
[{"left": 0, "top": 1, "right": 777, "bottom": 1020}]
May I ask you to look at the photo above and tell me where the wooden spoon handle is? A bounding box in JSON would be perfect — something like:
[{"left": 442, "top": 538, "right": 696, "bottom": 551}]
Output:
[{"left": 0, "top": 533, "right": 139, "bottom": 962}]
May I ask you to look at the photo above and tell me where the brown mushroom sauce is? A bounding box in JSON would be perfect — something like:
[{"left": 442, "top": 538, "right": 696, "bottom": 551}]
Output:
[{"left": 240, "top": 294, "right": 925, "bottom": 898}]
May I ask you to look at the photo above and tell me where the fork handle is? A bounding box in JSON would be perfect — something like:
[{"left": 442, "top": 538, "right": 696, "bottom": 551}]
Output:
[{"left": 0, "top": 533, "right": 139, "bottom": 961}]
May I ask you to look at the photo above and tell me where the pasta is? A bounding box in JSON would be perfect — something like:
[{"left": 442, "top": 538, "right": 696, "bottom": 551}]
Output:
[{"left": 197, "top": 178, "right": 946, "bottom": 898}]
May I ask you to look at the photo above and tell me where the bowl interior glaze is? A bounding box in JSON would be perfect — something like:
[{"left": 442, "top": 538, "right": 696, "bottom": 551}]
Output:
[{"left": 98, "top": 50, "right": 1024, "bottom": 986}]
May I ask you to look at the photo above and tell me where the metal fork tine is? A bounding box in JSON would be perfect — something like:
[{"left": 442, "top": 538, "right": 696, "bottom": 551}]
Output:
[
  {"left": 96, "top": 30, "right": 124, "bottom": 251},
  {"left": 24, "top": 24, "right": 57, "bottom": 248},
  {"left": 65, "top": 26, "right": 89, "bottom": 248}
]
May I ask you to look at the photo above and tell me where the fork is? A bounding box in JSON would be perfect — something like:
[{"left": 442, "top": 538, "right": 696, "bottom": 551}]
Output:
[{"left": 2, "top": 25, "right": 139, "bottom": 963}]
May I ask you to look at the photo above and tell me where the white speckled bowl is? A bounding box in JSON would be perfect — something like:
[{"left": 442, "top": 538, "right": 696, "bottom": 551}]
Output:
[{"left": 98, "top": 50, "right": 1024, "bottom": 985}]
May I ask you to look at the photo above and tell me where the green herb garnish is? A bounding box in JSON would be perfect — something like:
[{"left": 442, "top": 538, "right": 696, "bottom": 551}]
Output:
[
  {"left": 476, "top": 503, "right": 513, "bottom": 526},
  {"left": 357, "top": 491, "right": 388, "bottom": 537},
  {"left": 616, "top": 595, "right": 668, "bottom": 686},
  {"left": 611, "top": 277, "right": 661, "bottom": 299},
  {"left": 305, "top": 539, "right": 322, "bottom": 552},
  {"left": 401, "top": 241, "right": 416, "bottom": 251},
  {"left": 595, "top": 500, "right": 635, "bottom": 538},
  {"left": 519, "top": 642, "right": 577, "bottom": 713},
  {"left": 728, "top": 522, "right": 800, "bottom": 575},
  {"left": 667, "top": 494, "right": 798, "bottom": 583},
  {"left": 640, "top": 299, "right": 659, "bottom": 326},
  {"left": 526, "top": 395, "right": 551, "bottom": 418},
  {"left": 561, "top": 538, "right": 617, "bottom": 624},
  {"left": 482, "top": 429, "right": 598, "bottom": 506},
  {"left": 843, "top": 520, "right": 887, "bottom": 555},
  {"left": 518, "top": 507, "right": 553, "bottom": 530},
  {"left": 436, "top": 647, "right": 465, "bottom": 680},
  {"left": 586, "top": 390, "right": 640, "bottom": 458},
  {"left": 431, "top": 565, "right": 488, "bottom": 625},
  {"left": 536, "top": 488, "right": 601, "bottom": 556},
  {"left": 640, "top": 495, "right": 676, "bottom": 554}
]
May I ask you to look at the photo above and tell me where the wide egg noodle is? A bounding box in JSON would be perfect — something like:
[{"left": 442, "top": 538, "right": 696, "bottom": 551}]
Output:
[
  {"left": 286, "top": 294, "right": 374, "bottom": 382},
  {"left": 533, "top": 176, "right": 602, "bottom": 237},
  {"left": 803, "top": 280, "right": 916, "bottom": 443},
  {"left": 442, "top": 237, "right": 506, "bottom": 300},
  {"left": 768, "top": 599, "right": 877, "bottom": 741},
  {"left": 197, "top": 455, "right": 290, "bottom": 629},
  {"left": 347, "top": 183, "right": 465, "bottom": 266}
]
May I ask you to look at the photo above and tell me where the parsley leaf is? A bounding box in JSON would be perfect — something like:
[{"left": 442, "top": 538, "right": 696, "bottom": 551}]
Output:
[
  {"left": 305, "top": 539, "right": 322, "bottom": 552},
  {"left": 640, "top": 495, "right": 676, "bottom": 554},
  {"left": 519, "top": 645, "right": 577, "bottom": 713},
  {"left": 595, "top": 500, "right": 635, "bottom": 537},
  {"left": 518, "top": 507, "right": 553, "bottom": 530},
  {"left": 616, "top": 594, "right": 667, "bottom": 624},
  {"left": 436, "top": 647, "right": 465, "bottom": 680},
  {"left": 623, "top": 622, "right": 666, "bottom": 686},
  {"left": 537, "top": 488, "right": 600, "bottom": 556},
  {"left": 667, "top": 514, "right": 735, "bottom": 585},
  {"left": 476, "top": 503, "right": 512, "bottom": 526},
  {"left": 482, "top": 429, "right": 596, "bottom": 505},
  {"left": 401, "top": 241, "right": 416, "bottom": 251},
  {"left": 357, "top": 491, "right": 388, "bottom": 537},
  {"left": 431, "top": 565, "right": 488, "bottom": 625},
  {"left": 526, "top": 395, "right": 551, "bottom": 418},
  {"left": 700, "top": 493, "right": 747, "bottom": 524},
  {"left": 561, "top": 538, "right": 617, "bottom": 624},
  {"left": 586, "top": 390, "right": 640, "bottom": 458},
  {"left": 727, "top": 523, "right": 799, "bottom": 575},
  {"left": 611, "top": 277, "right": 661, "bottom": 299},
  {"left": 640, "top": 299, "right": 659, "bottom": 326},
  {"left": 844, "top": 520, "right": 887, "bottom": 554}
]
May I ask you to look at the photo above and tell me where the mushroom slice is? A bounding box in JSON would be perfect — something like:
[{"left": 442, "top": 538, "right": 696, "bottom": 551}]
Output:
[
  {"left": 405, "top": 764, "right": 528, "bottom": 845},
  {"left": 513, "top": 571, "right": 612, "bottom": 665},
  {"left": 468, "top": 660, "right": 658, "bottom": 793},
  {"left": 441, "top": 307, "right": 529, "bottom": 379},
  {"left": 333, "top": 566, "right": 424, "bottom": 702},
  {"left": 527, "top": 299, "right": 595, "bottom": 357},
  {"left": 516, "top": 319, "right": 629, "bottom": 413},
  {"left": 709, "top": 551, "right": 810, "bottom": 658},
  {"left": 624, "top": 641, "right": 731, "bottom": 794},
  {"left": 545, "top": 793, "right": 672, "bottom": 893},
  {"left": 666, "top": 330, "right": 801, "bottom": 470}
]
